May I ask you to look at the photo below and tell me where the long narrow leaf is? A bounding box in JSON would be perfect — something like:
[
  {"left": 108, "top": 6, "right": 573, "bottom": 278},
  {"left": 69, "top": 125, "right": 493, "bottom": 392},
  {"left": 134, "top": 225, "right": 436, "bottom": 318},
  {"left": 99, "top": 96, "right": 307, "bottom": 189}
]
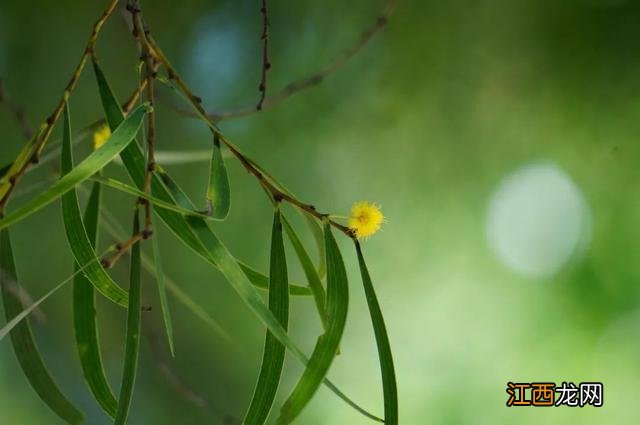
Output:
[
  {"left": 114, "top": 213, "right": 142, "bottom": 425},
  {"left": 0, "top": 251, "right": 110, "bottom": 341},
  {"left": 244, "top": 209, "right": 289, "bottom": 424},
  {"left": 282, "top": 215, "right": 328, "bottom": 331},
  {"left": 0, "top": 229, "right": 84, "bottom": 424},
  {"left": 206, "top": 133, "right": 231, "bottom": 219},
  {"left": 355, "top": 242, "right": 398, "bottom": 424},
  {"left": 95, "top": 205, "right": 231, "bottom": 342},
  {"left": 73, "top": 180, "right": 118, "bottom": 417},
  {"left": 93, "top": 61, "right": 381, "bottom": 422},
  {"left": 277, "top": 223, "right": 350, "bottom": 424},
  {"left": 157, "top": 169, "right": 311, "bottom": 296},
  {"left": 0, "top": 104, "right": 148, "bottom": 231},
  {"left": 303, "top": 213, "right": 326, "bottom": 280},
  {"left": 151, "top": 210, "right": 175, "bottom": 356},
  {"left": 91, "top": 175, "right": 212, "bottom": 220},
  {"left": 61, "top": 102, "right": 128, "bottom": 307}
]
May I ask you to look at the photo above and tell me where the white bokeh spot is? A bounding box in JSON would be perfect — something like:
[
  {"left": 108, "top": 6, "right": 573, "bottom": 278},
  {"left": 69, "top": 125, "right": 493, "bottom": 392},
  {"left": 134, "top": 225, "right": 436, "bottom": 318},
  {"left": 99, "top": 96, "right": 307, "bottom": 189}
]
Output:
[{"left": 485, "top": 162, "right": 590, "bottom": 278}]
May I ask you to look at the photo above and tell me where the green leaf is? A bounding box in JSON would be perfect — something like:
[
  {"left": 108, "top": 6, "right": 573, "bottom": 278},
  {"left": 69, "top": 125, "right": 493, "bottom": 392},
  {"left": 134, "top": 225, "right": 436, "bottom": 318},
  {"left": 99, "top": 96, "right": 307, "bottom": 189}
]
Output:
[
  {"left": 95, "top": 205, "right": 232, "bottom": 342},
  {"left": 154, "top": 149, "right": 216, "bottom": 165},
  {"left": 244, "top": 209, "right": 289, "bottom": 424},
  {"left": 277, "top": 223, "right": 350, "bottom": 424},
  {"left": 61, "top": 102, "right": 128, "bottom": 307},
  {"left": 282, "top": 215, "right": 329, "bottom": 332},
  {"left": 151, "top": 210, "right": 175, "bottom": 356},
  {"left": 0, "top": 254, "right": 109, "bottom": 341},
  {"left": 114, "top": 213, "right": 143, "bottom": 425},
  {"left": 355, "top": 242, "right": 398, "bottom": 425},
  {"left": 206, "top": 134, "right": 231, "bottom": 219},
  {"left": 0, "top": 103, "right": 148, "bottom": 231},
  {"left": 91, "top": 175, "right": 211, "bottom": 219},
  {"left": 73, "top": 180, "right": 118, "bottom": 417},
  {"left": 0, "top": 229, "right": 84, "bottom": 424},
  {"left": 93, "top": 61, "right": 381, "bottom": 422},
  {"left": 303, "top": 213, "right": 326, "bottom": 280},
  {"left": 157, "top": 169, "right": 311, "bottom": 296}
]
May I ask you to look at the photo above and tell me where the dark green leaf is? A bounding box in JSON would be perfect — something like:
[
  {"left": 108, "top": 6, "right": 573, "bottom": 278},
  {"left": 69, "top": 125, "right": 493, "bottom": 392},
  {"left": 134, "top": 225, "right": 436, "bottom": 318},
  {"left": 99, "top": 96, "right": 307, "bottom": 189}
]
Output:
[
  {"left": 278, "top": 223, "right": 350, "bottom": 424},
  {"left": 157, "top": 169, "right": 311, "bottom": 296},
  {"left": 61, "top": 102, "right": 128, "bottom": 307},
  {"left": 0, "top": 229, "right": 84, "bottom": 424},
  {"left": 282, "top": 215, "right": 329, "bottom": 332},
  {"left": 96, "top": 207, "right": 232, "bottom": 342},
  {"left": 114, "top": 213, "right": 142, "bottom": 425},
  {"left": 355, "top": 242, "right": 398, "bottom": 425},
  {"left": 73, "top": 180, "right": 118, "bottom": 417},
  {"left": 93, "top": 61, "right": 380, "bottom": 422},
  {"left": 206, "top": 133, "right": 231, "bottom": 219},
  {"left": 244, "top": 209, "right": 289, "bottom": 424},
  {"left": 0, "top": 103, "right": 148, "bottom": 231}
]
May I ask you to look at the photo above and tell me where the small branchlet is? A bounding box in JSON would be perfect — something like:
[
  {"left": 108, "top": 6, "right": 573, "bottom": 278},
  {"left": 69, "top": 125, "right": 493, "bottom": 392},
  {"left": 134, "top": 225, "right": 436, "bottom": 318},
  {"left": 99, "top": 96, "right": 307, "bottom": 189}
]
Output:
[{"left": 257, "top": 0, "right": 270, "bottom": 111}]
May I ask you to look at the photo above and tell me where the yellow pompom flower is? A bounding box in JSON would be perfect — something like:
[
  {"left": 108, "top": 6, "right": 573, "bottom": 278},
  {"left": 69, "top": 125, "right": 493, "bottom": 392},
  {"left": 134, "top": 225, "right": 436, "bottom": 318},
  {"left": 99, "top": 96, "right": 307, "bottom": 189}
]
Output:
[
  {"left": 93, "top": 124, "right": 111, "bottom": 150},
  {"left": 348, "top": 201, "right": 384, "bottom": 239}
]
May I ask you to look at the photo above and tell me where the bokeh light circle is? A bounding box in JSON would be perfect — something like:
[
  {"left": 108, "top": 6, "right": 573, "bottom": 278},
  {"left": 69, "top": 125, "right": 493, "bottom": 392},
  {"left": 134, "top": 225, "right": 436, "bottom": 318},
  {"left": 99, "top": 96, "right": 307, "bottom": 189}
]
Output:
[{"left": 485, "top": 162, "right": 591, "bottom": 278}]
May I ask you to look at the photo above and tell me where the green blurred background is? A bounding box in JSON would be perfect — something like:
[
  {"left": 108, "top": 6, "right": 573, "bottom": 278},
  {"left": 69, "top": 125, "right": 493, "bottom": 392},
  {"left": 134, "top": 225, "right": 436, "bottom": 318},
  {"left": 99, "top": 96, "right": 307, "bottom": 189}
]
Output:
[{"left": 1, "top": 0, "right": 639, "bottom": 423}]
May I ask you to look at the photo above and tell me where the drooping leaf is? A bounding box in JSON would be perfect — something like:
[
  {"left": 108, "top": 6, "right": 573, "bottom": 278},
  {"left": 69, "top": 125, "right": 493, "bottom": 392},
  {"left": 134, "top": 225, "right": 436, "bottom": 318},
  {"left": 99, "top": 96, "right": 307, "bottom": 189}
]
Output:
[
  {"left": 355, "top": 242, "right": 398, "bottom": 425},
  {"left": 95, "top": 206, "right": 232, "bottom": 342},
  {"left": 151, "top": 210, "right": 175, "bottom": 356},
  {"left": 0, "top": 229, "right": 84, "bottom": 424},
  {"left": 60, "top": 102, "right": 128, "bottom": 307},
  {"left": 206, "top": 133, "right": 231, "bottom": 219},
  {"left": 303, "top": 213, "right": 326, "bottom": 280},
  {"left": 244, "top": 209, "right": 289, "bottom": 424},
  {"left": 114, "top": 212, "right": 142, "bottom": 425},
  {"left": 0, "top": 254, "right": 108, "bottom": 341},
  {"left": 73, "top": 180, "right": 118, "bottom": 417},
  {"left": 0, "top": 103, "right": 148, "bottom": 231},
  {"left": 157, "top": 169, "right": 311, "bottom": 296},
  {"left": 277, "top": 223, "right": 350, "bottom": 424},
  {"left": 282, "top": 215, "right": 328, "bottom": 331},
  {"left": 93, "top": 61, "right": 381, "bottom": 422}
]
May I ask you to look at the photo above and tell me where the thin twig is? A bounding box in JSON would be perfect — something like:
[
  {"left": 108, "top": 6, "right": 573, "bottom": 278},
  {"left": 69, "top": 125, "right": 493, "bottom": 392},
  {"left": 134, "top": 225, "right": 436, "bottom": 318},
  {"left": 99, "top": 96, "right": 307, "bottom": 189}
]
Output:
[
  {"left": 0, "top": 79, "right": 34, "bottom": 139},
  {"left": 256, "top": 0, "right": 270, "bottom": 111},
  {"left": 0, "top": 0, "right": 120, "bottom": 214},
  {"left": 191, "top": 0, "right": 399, "bottom": 121},
  {"left": 100, "top": 232, "right": 144, "bottom": 269},
  {"left": 142, "top": 25, "right": 354, "bottom": 236},
  {"left": 128, "top": 0, "right": 158, "bottom": 234}
]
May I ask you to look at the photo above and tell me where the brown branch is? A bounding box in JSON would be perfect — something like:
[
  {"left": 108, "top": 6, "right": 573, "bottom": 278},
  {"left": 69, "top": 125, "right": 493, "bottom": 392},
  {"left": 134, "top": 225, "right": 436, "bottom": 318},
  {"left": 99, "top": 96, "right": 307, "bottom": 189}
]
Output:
[
  {"left": 0, "top": 0, "right": 120, "bottom": 214},
  {"left": 128, "top": 0, "right": 158, "bottom": 233},
  {"left": 256, "top": 0, "right": 270, "bottom": 111},
  {"left": 0, "top": 79, "right": 34, "bottom": 139},
  {"left": 204, "top": 0, "right": 398, "bottom": 121},
  {"left": 124, "top": 8, "right": 357, "bottom": 238},
  {"left": 100, "top": 232, "right": 144, "bottom": 269}
]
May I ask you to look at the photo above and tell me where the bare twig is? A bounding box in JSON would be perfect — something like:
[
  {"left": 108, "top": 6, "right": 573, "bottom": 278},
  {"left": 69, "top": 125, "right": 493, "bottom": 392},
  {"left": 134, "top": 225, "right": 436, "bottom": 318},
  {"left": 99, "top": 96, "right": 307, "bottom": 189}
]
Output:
[
  {"left": 0, "top": 0, "right": 121, "bottom": 214},
  {"left": 200, "top": 0, "right": 398, "bottom": 121},
  {"left": 128, "top": 0, "right": 158, "bottom": 234},
  {"left": 141, "top": 26, "right": 355, "bottom": 236},
  {"left": 100, "top": 232, "right": 144, "bottom": 269},
  {"left": 0, "top": 79, "right": 34, "bottom": 139},
  {"left": 256, "top": 0, "right": 270, "bottom": 111}
]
